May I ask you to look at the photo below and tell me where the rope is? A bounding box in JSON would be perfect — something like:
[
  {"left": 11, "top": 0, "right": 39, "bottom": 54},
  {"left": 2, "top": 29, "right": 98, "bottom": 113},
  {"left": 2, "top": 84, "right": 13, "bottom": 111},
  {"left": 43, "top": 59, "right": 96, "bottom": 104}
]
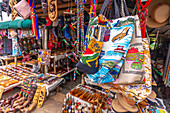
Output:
[{"left": 120, "top": 0, "right": 125, "bottom": 17}]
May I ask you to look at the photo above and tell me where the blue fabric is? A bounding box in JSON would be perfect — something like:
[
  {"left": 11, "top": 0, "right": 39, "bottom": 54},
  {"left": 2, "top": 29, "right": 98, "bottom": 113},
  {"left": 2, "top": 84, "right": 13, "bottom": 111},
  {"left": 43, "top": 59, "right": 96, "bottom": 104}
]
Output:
[{"left": 63, "top": 26, "right": 72, "bottom": 39}]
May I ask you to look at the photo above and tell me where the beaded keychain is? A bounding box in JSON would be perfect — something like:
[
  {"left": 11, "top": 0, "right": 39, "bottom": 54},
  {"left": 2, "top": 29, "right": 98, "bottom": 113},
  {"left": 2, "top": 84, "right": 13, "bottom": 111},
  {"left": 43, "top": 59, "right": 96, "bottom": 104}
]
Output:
[
  {"left": 72, "top": 52, "right": 79, "bottom": 61},
  {"left": 90, "top": 0, "right": 97, "bottom": 18}
]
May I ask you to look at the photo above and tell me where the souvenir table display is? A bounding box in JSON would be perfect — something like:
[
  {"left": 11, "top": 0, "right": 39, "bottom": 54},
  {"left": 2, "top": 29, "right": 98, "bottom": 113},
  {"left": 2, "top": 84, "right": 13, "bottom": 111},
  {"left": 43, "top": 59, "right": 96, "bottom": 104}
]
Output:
[
  {"left": 0, "top": 80, "right": 47, "bottom": 113},
  {"left": 0, "top": 65, "right": 38, "bottom": 93},
  {"left": 63, "top": 84, "right": 115, "bottom": 113},
  {"left": 24, "top": 59, "right": 38, "bottom": 66},
  {"left": 26, "top": 73, "right": 65, "bottom": 96},
  {"left": 0, "top": 65, "right": 37, "bottom": 81}
]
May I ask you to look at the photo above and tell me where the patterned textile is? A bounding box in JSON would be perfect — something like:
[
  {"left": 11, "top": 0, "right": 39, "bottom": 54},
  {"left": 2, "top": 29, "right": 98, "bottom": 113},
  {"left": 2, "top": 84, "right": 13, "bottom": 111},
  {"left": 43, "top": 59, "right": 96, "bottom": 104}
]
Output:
[
  {"left": 0, "top": 40, "right": 4, "bottom": 54},
  {"left": 90, "top": 38, "right": 152, "bottom": 103},
  {"left": 114, "top": 15, "right": 145, "bottom": 84},
  {"left": 0, "top": 37, "right": 12, "bottom": 55},
  {"left": 12, "top": 37, "right": 21, "bottom": 56},
  {"left": 86, "top": 15, "right": 135, "bottom": 83},
  {"left": 4, "top": 37, "right": 12, "bottom": 54}
]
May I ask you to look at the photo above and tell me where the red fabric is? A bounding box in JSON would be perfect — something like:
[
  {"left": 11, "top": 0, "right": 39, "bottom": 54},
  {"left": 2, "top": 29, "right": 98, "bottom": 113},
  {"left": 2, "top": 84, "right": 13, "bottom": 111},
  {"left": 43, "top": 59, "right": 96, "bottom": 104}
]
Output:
[
  {"left": 48, "top": 41, "right": 54, "bottom": 50},
  {"left": 45, "top": 16, "right": 52, "bottom": 26},
  {"left": 104, "top": 36, "right": 109, "bottom": 42},
  {"left": 84, "top": 48, "right": 94, "bottom": 55},
  {"left": 127, "top": 47, "right": 139, "bottom": 53}
]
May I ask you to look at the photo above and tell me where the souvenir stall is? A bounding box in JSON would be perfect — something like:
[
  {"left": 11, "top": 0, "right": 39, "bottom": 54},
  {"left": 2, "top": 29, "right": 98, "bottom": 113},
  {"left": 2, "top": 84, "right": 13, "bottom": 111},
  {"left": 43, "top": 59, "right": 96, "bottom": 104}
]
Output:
[
  {"left": 0, "top": 0, "right": 68, "bottom": 112},
  {"left": 0, "top": 0, "right": 169, "bottom": 112},
  {"left": 62, "top": 0, "right": 169, "bottom": 112}
]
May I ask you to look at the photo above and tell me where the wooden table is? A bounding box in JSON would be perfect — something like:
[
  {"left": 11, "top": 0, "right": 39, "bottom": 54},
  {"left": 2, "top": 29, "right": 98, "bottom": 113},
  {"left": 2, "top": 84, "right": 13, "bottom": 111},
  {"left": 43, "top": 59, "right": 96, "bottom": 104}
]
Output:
[
  {"left": 0, "top": 56, "right": 23, "bottom": 65},
  {"left": 0, "top": 53, "right": 38, "bottom": 66},
  {"left": 51, "top": 53, "right": 73, "bottom": 74}
]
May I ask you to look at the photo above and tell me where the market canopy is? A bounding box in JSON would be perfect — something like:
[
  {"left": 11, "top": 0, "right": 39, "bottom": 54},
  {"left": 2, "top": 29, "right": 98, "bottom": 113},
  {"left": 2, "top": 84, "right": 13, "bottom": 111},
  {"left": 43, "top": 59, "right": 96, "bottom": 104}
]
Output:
[
  {"left": 0, "top": 18, "right": 31, "bottom": 29},
  {"left": 0, "top": 11, "right": 31, "bottom": 29}
]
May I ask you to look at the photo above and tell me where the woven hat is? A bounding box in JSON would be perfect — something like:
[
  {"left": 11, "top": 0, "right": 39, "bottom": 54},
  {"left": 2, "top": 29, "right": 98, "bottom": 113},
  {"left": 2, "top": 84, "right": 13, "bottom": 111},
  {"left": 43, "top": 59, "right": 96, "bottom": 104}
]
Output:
[
  {"left": 112, "top": 97, "right": 128, "bottom": 112},
  {"left": 147, "top": 0, "right": 170, "bottom": 28},
  {"left": 147, "top": 90, "right": 157, "bottom": 99},
  {"left": 117, "top": 94, "right": 139, "bottom": 112}
]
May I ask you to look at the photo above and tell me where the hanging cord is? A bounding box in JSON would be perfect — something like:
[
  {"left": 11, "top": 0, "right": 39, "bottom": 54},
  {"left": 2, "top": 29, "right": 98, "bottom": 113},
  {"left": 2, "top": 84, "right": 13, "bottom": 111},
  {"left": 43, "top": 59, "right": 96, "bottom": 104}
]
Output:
[
  {"left": 120, "top": 0, "right": 125, "bottom": 17},
  {"left": 80, "top": 0, "right": 85, "bottom": 53},
  {"left": 132, "top": 4, "right": 137, "bottom": 16},
  {"left": 76, "top": 0, "right": 80, "bottom": 54}
]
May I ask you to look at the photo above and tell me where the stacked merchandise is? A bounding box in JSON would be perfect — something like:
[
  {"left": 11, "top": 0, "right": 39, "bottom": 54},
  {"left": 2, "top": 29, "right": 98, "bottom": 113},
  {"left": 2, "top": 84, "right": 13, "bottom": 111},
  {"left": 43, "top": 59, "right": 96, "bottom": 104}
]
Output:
[
  {"left": 0, "top": 65, "right": 37, "bottom": 88},
  {"left": 0, "top": 79, "right": 46, "bottom": 112},
  {"left": 62, "top": 84, "right": 114, "bottom": 113},
  {"left": 23, "top": 73, "right": 65, "bottom": 96}
]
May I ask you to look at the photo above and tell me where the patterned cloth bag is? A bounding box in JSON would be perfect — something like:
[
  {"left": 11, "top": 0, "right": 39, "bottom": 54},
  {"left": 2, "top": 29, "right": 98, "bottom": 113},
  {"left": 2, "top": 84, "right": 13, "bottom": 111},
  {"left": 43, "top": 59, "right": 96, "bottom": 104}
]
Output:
[
  {"left": 86, "top": 15, "right": 135, "bottom": 83},
  {"left": 85, "top": 0, "right": 135, "bottom": 83},
  {"left": 76, "top": 15, "right": 106, "bottom": 74},
  {"left": 77, "top": 0, "right": 134, "bottom": 77},
  {"left": 113, "top": 15, "right": 146, "bottom": 84},
  {"left": 86, "top": 38, "right": 152, "bottom": 103}
]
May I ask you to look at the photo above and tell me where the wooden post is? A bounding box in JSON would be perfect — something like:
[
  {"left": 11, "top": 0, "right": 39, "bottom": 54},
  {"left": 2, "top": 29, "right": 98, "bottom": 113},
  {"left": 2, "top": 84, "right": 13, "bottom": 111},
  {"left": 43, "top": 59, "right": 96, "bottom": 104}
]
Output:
[
  {"left": 81, "top": 73, "right": 85, "bottom": 85},
  {"left": 14, "top": 56, "right": 17, "bottom": 66},
  {"left": 54, "top": 58, "right": 56, "bottom": 74},
  {"left": 44, "top": 29, "right": 48, "bottom": 74},
  {"left": 5, "top": 60, "right": 8, "bottom": 65}
]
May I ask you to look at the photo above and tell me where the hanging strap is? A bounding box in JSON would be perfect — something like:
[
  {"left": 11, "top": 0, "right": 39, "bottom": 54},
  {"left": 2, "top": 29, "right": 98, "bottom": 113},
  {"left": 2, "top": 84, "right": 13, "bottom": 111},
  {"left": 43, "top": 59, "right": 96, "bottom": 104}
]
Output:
[
  {"left": 99, "top": 0, "right": 130, "bottom": 19},
  {"left": 111, "top": 0, "right": 121, "bottom": 19},
  {"left": 122, "top": 0, "right": 130, "bottom": 16},
  {"left": 99, "top": 0, "right": 110, "bottom": 16}
]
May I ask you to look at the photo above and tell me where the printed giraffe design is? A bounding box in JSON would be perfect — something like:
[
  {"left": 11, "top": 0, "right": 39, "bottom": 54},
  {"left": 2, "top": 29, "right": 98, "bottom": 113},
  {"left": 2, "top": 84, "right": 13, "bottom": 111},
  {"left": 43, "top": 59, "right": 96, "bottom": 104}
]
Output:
[{"left": 112, "top": 27, "right": 130, "bottom": 43}]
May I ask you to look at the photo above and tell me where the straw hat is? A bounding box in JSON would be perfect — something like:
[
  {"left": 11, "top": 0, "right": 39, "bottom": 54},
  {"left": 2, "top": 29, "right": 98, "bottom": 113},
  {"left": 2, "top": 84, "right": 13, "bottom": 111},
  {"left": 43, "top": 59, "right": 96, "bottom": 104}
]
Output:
[
  {"left": 117, "top": 94, "right": 139, "bottom": 112},
  {"left": 112, "top": 97, "right": 128, "bottom": 112},
  {"left": 146, "top": 0, "right": 170, "bottom": 28},
  {"left": 147, "top": 90, "right": 157, "bottom": 99}
]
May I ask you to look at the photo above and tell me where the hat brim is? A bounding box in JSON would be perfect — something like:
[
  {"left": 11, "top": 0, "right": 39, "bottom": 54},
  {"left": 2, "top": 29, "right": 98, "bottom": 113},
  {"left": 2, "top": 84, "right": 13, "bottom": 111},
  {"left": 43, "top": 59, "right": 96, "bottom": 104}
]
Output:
[
  {"left": 146, "top": 0, "right": 170, "bottom": 28},
  {"left": 148, "top": 90, "right": 157, "bottom": 99},
  {"left": 147, "top": 17, "right": 168, "bottom": 28},
  {"left": 112, "top": 98, "right": 128, "bottom": 113},
  {"left": 117, "top": 94, "right": 139, "bottom": 112}
]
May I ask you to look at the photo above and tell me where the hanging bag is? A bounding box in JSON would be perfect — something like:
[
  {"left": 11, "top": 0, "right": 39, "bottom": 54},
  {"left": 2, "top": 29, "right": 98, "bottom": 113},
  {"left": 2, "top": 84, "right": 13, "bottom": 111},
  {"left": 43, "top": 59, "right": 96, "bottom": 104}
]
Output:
[
  {"left": 113, "top": 15, "right": 146, "bottom": 84},
  {"left": 13, "top": 0, "right": 31, "bottom": 19},
  {"left": 85, "top": 0, "right": 135, "bottom": 83}
]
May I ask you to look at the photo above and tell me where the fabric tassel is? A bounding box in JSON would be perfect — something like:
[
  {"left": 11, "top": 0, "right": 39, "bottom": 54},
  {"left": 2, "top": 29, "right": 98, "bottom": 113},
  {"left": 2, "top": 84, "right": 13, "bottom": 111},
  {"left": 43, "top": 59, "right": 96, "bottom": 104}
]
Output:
[{"left": 28, "top": 0, "right": 40, "bottom": 40}]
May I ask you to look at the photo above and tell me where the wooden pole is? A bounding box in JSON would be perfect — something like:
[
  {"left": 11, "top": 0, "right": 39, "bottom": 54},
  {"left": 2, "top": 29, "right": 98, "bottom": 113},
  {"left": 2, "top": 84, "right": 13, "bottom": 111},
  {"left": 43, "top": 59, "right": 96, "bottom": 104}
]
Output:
[
  {"left": 81, "top": 73, "right": 85, "bottom": 85},
  {"left": 44, "top": 29, "right": 48, "bottom": 74},
  {"left": 14, "top": 56, "right": 17, "bottom": 66}
]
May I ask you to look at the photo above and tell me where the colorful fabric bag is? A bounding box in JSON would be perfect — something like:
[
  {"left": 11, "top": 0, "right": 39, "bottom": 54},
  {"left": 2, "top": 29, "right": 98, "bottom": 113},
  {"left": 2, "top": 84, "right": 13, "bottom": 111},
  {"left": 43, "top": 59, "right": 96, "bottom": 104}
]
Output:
[
  {"left": 86, "top": 15, "right": 135, "bottom": 83},
  {"left": 113, "top": 15, "right": 146, "bottom": 84},
  {"left": 76, "top": 37, "right": 103, "bottom": 74},
  {"left": 86, "top": 38, "right": 152, "bottom": 103},
  {"left": 77, "top": 0, "right": 135, "bottom": 81}
]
